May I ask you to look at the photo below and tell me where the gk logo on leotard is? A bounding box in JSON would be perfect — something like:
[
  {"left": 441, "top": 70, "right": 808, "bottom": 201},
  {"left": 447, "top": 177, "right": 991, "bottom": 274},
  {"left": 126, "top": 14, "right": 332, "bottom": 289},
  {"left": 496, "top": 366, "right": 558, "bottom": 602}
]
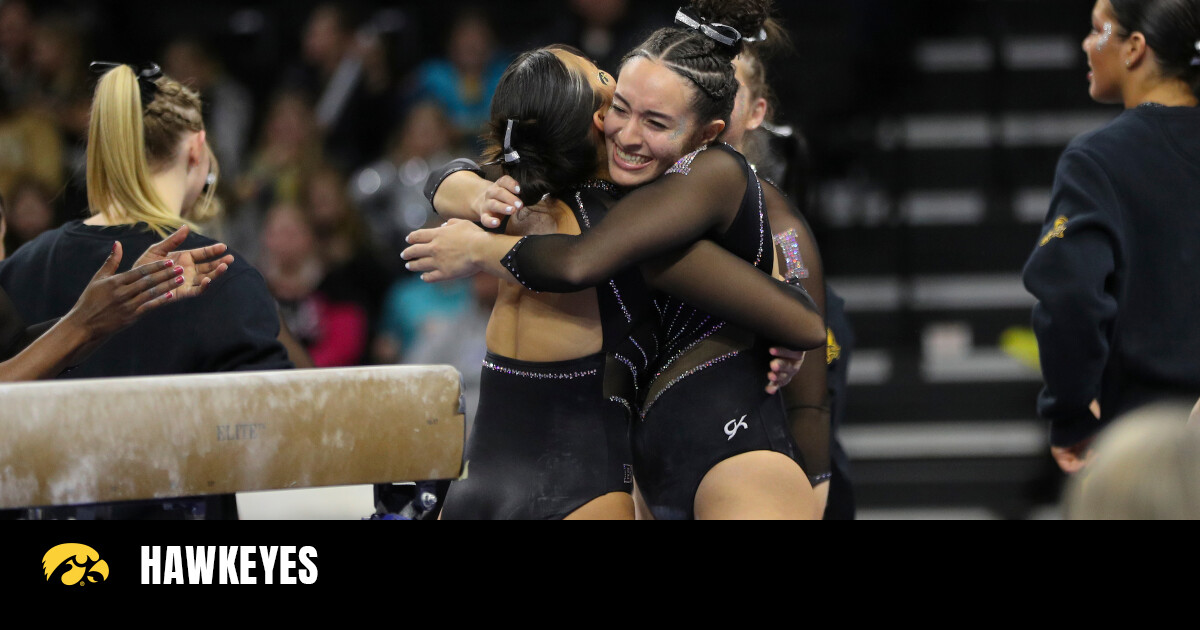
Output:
[{"left": 724, "top": 415, "right": 749, "bottom": 441}]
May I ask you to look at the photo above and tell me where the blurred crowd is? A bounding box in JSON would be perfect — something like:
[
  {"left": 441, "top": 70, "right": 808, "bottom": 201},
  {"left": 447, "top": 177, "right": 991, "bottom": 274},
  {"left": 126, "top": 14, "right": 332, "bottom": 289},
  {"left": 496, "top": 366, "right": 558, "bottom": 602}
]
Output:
[{"left": 0, "top": 0, "right": 672, "bottom": 402}]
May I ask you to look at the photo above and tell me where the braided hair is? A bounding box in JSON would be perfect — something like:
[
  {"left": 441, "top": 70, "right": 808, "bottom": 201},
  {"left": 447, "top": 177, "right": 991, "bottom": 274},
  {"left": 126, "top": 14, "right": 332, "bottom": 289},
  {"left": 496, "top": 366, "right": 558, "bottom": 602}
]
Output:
[
  {"left": 688, "top": 0, "right": 791, "bottom": 108},
  {"left": 87, "top": 64, "right": 220, "bottom": 235},
  {"left": 621, "top": 18, "right": 746, "bottom": 127}
]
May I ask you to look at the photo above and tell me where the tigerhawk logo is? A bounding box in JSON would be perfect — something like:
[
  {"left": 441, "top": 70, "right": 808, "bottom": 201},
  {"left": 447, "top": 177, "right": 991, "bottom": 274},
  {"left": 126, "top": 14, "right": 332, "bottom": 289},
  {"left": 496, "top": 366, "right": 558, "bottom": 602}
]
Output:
[
  {"left": 43, "top": 543, "right": 109, "bottom": 586},
  {"left": 827, "top": 328, "right": 841, "bottom": 365},
  {"left": 1039, "top": 216, "right": 1068, "bottom": 246}
]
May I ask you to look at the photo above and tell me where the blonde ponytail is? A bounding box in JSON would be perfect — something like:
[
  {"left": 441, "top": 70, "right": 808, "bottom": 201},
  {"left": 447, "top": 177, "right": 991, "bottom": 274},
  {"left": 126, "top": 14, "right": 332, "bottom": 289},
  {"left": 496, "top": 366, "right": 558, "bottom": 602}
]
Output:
[{"left": 86, "top": 64, "right": 214, "bottom": 237}]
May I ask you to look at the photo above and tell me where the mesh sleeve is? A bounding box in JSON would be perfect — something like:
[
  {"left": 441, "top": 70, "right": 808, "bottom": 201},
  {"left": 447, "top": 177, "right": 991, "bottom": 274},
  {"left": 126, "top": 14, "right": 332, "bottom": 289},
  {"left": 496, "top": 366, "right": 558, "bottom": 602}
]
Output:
[
  {"left": 640, "top": 239, "right": 825, "bottom": 351},
  {"left": 502, "top": 148, "right": 749, "bottom": 292},
  {"left": 424, "top": 158, "right": 485, "bottom": 206},
  {"left": 763, "top": 181, "right": 831, "bottom": 484}
]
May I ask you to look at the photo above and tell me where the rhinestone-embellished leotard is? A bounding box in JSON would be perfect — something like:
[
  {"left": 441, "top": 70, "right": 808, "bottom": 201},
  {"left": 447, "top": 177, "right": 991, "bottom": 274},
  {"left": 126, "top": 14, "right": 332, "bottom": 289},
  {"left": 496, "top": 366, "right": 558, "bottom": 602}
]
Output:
[
  {"left": 632, "top": 144, "right": 804, "bottom": 519},
  {"left": 440, "top": 181, "right": 657, "bottom": 520},
  {"left": 498, "top": 143, "right": 827, "bottom": 519}
]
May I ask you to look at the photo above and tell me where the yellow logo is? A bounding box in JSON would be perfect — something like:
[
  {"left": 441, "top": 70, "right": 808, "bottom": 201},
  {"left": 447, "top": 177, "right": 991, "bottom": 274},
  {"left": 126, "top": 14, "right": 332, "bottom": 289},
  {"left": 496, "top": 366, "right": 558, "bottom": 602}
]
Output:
[
  {"left": 826, "top": 328, "right": 841, "bottom": 365},
  {"left": 43, "top": 544, "right": 109, "bottom": 586},
  {"left": 1040, "top": 216, "right": 1068, "bottom": 246}
]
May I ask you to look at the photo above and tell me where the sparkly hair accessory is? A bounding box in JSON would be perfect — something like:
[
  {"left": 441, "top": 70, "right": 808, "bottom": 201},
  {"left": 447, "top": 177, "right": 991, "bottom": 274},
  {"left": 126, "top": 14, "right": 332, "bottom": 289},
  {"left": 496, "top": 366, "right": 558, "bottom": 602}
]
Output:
[
  {"left": 674, "top": 7, "right": 742, "bottom": 48},
  {"left": 773, "top": 228, "right": 810, "bottom": 282},
  {"left": 1191, "top": 40, "right": 1200, "bottom": 66},
  {"left": 742, "top": 28, "right": 769, "bottom": 44},
  {"left": 502, "top": 118, "right": 521, "bottom": 164},
  {"left": 89, "top": 61, "right": 163, "bottom": 108}
]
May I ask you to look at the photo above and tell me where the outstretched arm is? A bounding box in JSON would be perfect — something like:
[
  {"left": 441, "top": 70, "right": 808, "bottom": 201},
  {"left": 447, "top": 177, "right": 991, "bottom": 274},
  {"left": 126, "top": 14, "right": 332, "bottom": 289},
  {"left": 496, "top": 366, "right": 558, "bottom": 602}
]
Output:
[
  {"left": 131, "top": 224, "right": 233, "bottom": 297},
  {"left": 404, "top": 148, "right": 747, "bottom": 288},
  {"left": 0, "top": 243, "right": 185, "bottom": 381},
  {"left": 640, "top": 239, "right": 824, "bottom": 350},
  {"left": 405, "top": 149, "right": 824, "bottom": 351},
  {"left": 0, "top": 226, "right": 235, "bottom": 381}
]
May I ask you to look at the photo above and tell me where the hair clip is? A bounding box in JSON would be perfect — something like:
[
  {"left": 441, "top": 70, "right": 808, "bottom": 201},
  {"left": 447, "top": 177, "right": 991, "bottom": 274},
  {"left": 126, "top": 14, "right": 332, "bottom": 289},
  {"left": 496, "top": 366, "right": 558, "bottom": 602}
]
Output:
[
  {"left": 742, "top": 28, "right": 769, "bottom": 44},
  {"left": 502, "top": 118, "right": 521, "bottom": 164},
  {"left": 89, "top": 61, "right": 163, "bottom": 107},
  {"left": 674, "top": 7, "right": 741, "bottom": 48},
  {"left": 1192, "top": 40, "right": 1200, "bottom": 66}
]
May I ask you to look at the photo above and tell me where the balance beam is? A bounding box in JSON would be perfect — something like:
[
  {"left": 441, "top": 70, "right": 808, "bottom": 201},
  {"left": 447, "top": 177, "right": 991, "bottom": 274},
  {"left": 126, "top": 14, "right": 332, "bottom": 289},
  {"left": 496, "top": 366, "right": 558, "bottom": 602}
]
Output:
[{"left": 0, "top": 366, "right": 465, "bottom": 509}]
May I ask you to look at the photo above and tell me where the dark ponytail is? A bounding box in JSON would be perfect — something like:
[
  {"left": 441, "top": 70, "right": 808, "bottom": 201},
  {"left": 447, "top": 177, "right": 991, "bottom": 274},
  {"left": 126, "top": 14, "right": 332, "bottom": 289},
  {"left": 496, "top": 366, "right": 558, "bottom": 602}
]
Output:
[
  {"left": 1111, "top": 0, "right": 1200, "bottom": 95},
  {"left": 482, "top": 48, "right": 603, "bottom": 208}
]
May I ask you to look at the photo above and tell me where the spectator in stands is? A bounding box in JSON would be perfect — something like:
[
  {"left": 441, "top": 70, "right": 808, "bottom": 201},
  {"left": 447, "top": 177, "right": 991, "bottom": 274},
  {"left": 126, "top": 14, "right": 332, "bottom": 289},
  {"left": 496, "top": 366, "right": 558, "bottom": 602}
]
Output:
[
  {"left": 291, "top": 3, "right": 394, "bottom": 170},
  {"left": 164, "top": 37, "right": 254, "bottom": 184},
  {"left": 406, "top": 269, "right": 497, "bottom": 431},
  {"left": 1024, "top": 0, "right": 1200, "bottom": 473},
  {"left": 0, "top": 0, "right": 35, "bottom": 109},
  {"left": 302, "top": 165, "right": 390, "bottom": 356},
  {"left": 534, "top": 0, "right": 664, "bottom": 74},
  {"left": 28, "top": 15, "right": 84, "bottom": 118},
  {"left": 410, "top": 7, "right": 508, "bottom": 149},
  {"left": 0, "top": 79, "right": 62, "bottom": 206},
  {"left": 229, "top": 89, "right": 322, "bottom": 262},
  {"left": 372, "top": 271, "right": 472, "bottom": 366},
  {"left": 238, "top": 90, "right": 322, "bottom": 210},
  {"left": 2, "top": 177, "right": 55, "bottom": 255},
  {"left": 305, "top": 166, "right": 371, "bottom": 269},
  {"left": 351, "top": 101, "right": 456, "bottom": 273},
  {"left": 25, "top": 13, "right": 92, "bottom": 222},
  {"left": 260, "top": 203, "right": 367, "bottom": 368}
]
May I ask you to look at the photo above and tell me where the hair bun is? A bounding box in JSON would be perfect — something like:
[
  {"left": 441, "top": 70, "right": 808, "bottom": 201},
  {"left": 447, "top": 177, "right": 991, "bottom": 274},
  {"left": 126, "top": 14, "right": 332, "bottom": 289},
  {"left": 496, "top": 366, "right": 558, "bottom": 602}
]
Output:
[{"left": 674, "top": 7, "right": 743, "bottom": 53}]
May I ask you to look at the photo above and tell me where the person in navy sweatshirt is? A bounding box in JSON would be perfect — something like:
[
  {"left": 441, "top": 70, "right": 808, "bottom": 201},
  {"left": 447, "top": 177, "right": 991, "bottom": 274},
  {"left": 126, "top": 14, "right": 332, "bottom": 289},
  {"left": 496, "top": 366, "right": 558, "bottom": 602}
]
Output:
[{"left": 1024, "top": 0, "right": 1200, "bottom": 473}]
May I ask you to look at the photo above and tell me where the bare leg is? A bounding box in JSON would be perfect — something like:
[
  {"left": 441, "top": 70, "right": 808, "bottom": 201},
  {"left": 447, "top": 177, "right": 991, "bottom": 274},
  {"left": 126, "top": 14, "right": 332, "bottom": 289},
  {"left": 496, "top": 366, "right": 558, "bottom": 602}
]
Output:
[
  {"left": 812, "top": 480, "right": 830, "bottom": 520},
  {"left": 693, "top": 450, "right": 816, "bottom": 520},
  {"left": 564, "top": 491, "right": 635, "bottom": 520}
]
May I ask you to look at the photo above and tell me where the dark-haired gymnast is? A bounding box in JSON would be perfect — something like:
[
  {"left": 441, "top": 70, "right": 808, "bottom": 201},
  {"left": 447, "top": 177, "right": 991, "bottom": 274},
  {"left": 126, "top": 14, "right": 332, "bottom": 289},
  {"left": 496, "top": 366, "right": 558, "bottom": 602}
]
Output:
[
  {"left": 423, "top": 44, "right": 821, "bottom": 520},
  {"left": 408, "top": 1, "right": 829, "bottom": 520}
]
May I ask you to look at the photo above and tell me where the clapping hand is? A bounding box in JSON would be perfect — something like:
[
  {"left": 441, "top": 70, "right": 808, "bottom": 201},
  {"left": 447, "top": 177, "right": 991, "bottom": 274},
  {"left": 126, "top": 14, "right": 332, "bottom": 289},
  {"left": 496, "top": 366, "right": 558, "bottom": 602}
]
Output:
[{"left": 132, "top": 224, "right": 234, "bottom": 298}]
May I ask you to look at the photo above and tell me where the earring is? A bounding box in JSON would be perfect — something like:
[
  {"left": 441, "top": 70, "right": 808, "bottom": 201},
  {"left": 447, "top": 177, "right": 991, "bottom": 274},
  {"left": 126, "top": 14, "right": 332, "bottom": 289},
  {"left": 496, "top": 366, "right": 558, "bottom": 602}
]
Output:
[{"left": 1126, "top": 60, "right": 1131, "bottom": 68}]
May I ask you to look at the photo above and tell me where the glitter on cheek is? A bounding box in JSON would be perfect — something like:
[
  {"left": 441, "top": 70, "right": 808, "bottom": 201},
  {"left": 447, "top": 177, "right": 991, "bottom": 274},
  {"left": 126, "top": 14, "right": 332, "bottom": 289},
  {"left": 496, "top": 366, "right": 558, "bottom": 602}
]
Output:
[
  {"left": 668, "top": 122, "right": 688, "bottom": 142},
  {"left": 1096, "top": 22, "right": 1113, "bottom": 52}
]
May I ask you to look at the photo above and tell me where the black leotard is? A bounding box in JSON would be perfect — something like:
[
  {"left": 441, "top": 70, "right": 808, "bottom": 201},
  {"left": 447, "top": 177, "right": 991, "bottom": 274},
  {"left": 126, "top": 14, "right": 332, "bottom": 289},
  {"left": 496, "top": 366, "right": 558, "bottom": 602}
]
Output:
[
  {"left": 632, "top": 145, "right": 803, "bottom": 519},
  {"left": 439, "top": 182, "right": 657, "bottom": 520},
  {"left": 499, "top": 144, "right": 826, "bottom": 519}
]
